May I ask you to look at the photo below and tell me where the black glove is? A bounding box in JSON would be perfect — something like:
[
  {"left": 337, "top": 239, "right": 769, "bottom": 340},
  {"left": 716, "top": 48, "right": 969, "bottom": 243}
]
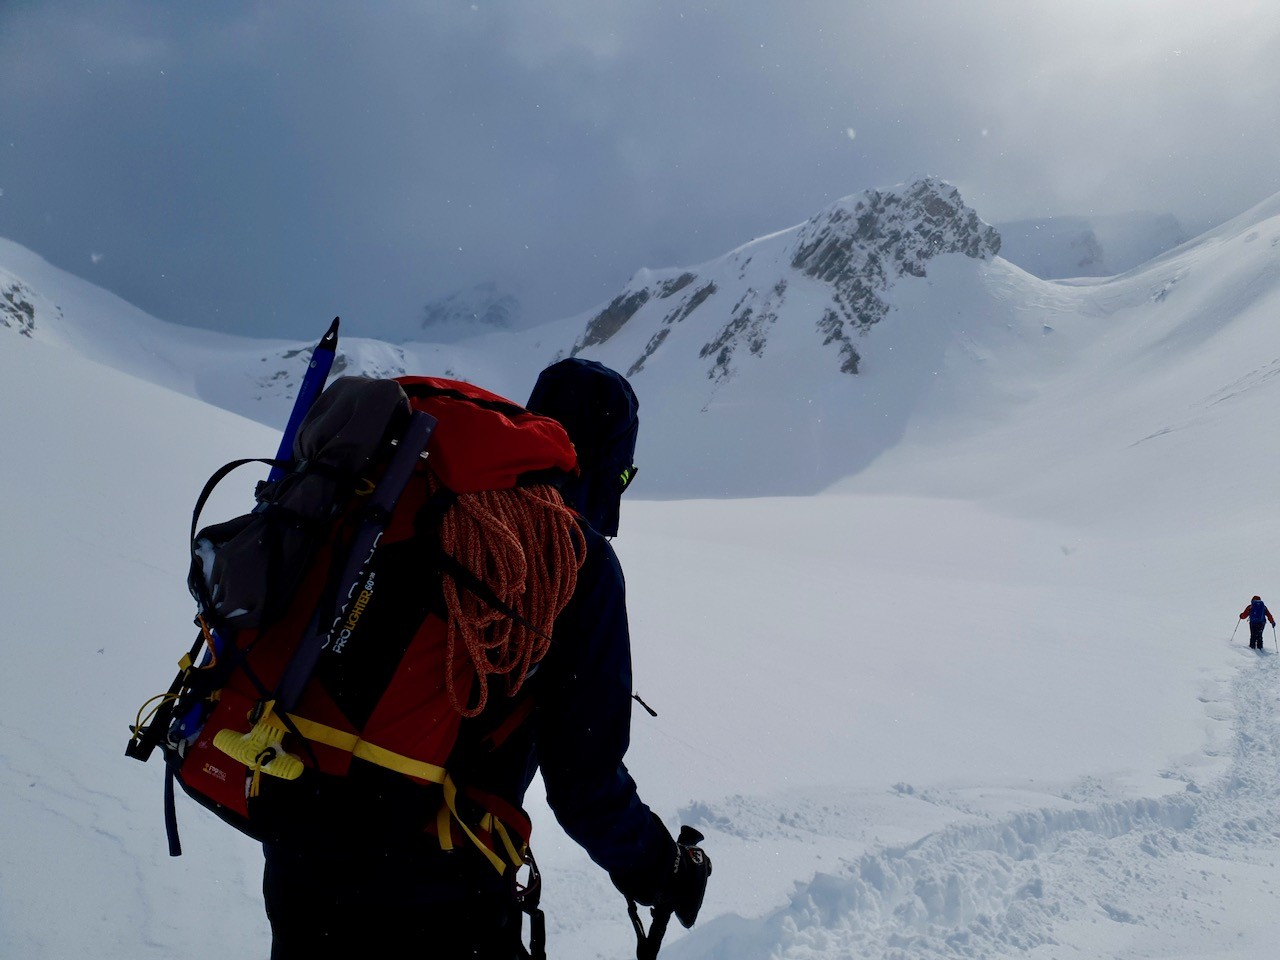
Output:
[
  {"left": 665, "top": 826, "right": 712, "bottom": 928},
  {"left": 618, "top": 825, "right": 713, "bottom": 960},
  {"left": 611, "top": 821, "right": 712, "bottom": 922}
]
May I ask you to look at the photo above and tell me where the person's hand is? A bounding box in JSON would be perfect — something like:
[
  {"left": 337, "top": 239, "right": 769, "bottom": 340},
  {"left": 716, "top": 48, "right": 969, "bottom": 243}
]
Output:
[
  {"left": 611, "top": 820, "right": 712, "bottom": 924},
  {"left": 666, "top": 826, "right": 712, "bottom": 928}
]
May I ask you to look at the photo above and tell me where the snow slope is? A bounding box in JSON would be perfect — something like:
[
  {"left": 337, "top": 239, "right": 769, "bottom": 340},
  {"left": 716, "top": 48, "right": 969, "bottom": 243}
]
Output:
[
  {"left": 0, "top": 235, "right": 527, "bottom": 439},
  {"left": 5, "top": 184, "right": 1280, "bottom": 959}
]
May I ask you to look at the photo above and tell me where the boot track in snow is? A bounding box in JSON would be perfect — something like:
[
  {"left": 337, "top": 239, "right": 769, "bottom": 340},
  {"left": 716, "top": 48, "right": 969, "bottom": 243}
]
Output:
[{"left": 675, "top": 649, "right": 1280, "bottom": 960}]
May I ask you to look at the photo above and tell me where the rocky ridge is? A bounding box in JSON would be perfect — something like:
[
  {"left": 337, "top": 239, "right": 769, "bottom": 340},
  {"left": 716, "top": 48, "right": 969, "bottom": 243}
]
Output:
[
  {"left": 0, "top": 273, "right": 49, "bottom": 338},
  {"left": 570, "top": 177, "right": 1000, "bottom": 382}
]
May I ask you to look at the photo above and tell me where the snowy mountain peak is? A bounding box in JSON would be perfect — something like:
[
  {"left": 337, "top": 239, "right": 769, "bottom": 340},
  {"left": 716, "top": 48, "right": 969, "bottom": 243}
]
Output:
[
  {"left": 569, "top": 176, "right": 999, "bottom": 381},
  {"left": 418, "top": 281, "right": 520, "bottom": 342},
  {"left": 785, "top": 176, "right": 1001, "bottom": 370},
  {"left": 789, "top": 176, "right": 1001, "bottom": 284}
]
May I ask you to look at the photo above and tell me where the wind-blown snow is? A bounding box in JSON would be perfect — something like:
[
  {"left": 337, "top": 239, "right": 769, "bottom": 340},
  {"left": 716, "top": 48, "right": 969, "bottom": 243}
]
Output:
[{"left": 5, "top": 180, "right": 1280, "bottom": 959}]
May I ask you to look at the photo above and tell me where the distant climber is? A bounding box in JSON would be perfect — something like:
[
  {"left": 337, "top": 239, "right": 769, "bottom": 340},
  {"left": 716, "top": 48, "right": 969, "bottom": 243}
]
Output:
[{"left": 1239, "top": 596, "right": 1275, "bottom": 649}]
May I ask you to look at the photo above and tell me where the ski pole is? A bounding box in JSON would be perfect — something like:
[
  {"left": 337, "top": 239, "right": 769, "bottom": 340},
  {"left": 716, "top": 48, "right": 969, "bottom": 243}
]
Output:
[
  {"left": 1272, "top": 623, "right": 1277, "bottom": 653},
  {"left": 1231, "top": 619, "right": 1241, "bottom": 643}
]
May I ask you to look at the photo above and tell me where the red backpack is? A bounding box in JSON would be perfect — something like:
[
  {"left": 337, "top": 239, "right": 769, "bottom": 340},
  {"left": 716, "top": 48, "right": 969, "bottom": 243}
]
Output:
[{"left": 128, "top": 375, "right": 577, "bottom": 876}]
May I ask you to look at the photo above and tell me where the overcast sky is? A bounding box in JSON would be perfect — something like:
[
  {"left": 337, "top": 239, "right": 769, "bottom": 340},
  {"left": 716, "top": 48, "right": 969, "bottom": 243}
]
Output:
[{"left": 2, "top": 1, "right": 1278, "bottom": 341}]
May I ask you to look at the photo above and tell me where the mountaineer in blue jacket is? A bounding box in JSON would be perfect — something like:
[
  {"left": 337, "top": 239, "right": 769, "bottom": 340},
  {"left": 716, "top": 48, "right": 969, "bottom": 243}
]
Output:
[
  {"left": 261, "top": 363, "right": 709, "bottom": 960},
  {"left": 1240, "top": 595, "right": 1276, "bottom": 650}
]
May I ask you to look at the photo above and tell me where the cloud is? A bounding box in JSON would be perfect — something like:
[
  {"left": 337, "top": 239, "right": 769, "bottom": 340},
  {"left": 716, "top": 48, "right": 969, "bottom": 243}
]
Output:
[{"left": 0, "top": 1, "right": 1277, "bottom": 339}]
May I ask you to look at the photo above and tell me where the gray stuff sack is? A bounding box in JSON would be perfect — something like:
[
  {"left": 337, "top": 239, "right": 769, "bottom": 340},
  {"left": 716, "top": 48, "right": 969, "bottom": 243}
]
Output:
[{"left": 188, "top": 376, "right": 411, "bottom": 632}]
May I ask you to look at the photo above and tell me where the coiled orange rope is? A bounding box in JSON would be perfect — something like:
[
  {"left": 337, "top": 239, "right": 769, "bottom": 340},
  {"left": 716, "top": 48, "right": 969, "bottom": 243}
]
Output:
[{"left": 434, "top": 476, "right": 587, "bottom": 717}]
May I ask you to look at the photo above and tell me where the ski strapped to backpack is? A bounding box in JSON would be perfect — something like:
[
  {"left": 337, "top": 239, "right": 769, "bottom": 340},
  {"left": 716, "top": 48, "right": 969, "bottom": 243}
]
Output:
[{"left": 126, "top": 373, "right": 579, "bottom": 905}]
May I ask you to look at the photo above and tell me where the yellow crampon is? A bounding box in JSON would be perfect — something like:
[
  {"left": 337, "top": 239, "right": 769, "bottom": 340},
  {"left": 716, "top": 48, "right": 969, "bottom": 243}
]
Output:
[{"left": 212, "top": 701, "right": 304, "bottom": 796}]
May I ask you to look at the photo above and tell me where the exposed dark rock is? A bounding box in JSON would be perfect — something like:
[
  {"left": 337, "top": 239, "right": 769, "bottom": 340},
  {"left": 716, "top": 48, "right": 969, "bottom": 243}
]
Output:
[
  {"left": 662, "top": 282, "right": 717, "bottom": 327},
  {"left": 700, "top": 280, "right": 786, "bottom": 381},
  {"left": 573, "top": 289, "right": 651, "bottom": 354},
  {"left": 1, "top": 283, "right": 38, "bottom": 337},
  {"left": 628, "top": 328, "right": 670, "bottom": 377},
  {"left": 657, "top": 273, "right": 697, "bottom": 298},
  {"left": 628, "top": 281, "right": 719, "bottom": 375},
  {"left": 816, "top": 309, "right": 861, "bottom": 374}
]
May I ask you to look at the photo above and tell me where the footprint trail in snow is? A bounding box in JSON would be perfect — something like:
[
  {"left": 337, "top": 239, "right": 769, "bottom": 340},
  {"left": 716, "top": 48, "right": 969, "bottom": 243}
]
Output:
[{"left": 675, "top": 648, "right": 1280, "bottom": 960}]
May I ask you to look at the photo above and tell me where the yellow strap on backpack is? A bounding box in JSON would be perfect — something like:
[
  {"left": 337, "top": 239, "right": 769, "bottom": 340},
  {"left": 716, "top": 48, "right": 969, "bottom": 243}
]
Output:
[
  {"left": 216, "top": 705, "right": 522, "bottom": 873},
  {"left": 440, "top": 775, "right": 509, "bottom": 874}
]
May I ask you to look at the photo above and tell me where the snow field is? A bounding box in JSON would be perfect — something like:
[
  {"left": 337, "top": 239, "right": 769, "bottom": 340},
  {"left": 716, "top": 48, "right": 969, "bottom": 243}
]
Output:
[{"left": 6, "top": 185, "right": 1280, "bottom": 958}]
